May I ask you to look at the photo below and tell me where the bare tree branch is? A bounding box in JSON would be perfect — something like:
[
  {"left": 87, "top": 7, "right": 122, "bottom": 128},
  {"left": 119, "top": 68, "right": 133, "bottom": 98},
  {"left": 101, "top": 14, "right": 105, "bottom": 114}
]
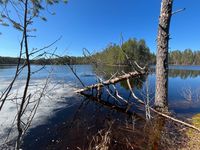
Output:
[{"left": 172, "top": 8, "right": 186, "bottom": 15}]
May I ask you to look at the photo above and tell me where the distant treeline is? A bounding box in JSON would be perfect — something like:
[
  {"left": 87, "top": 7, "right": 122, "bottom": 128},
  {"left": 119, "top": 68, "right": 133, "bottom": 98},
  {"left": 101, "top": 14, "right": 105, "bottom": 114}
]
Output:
[
  {"left": 0, "top": 56, "right": 26, "bottom": 65},
  {"left": 32, "top": 56, "right": 89, "bottom": 65},
  {"left": 1, "top": 39, "right": 199, "bottom": 65},
  {"left": 0, "top": 56, "right": 89, "bottom": 65},
  {"left": 169, "top": 49, "right": 200, "bottom": 65}
]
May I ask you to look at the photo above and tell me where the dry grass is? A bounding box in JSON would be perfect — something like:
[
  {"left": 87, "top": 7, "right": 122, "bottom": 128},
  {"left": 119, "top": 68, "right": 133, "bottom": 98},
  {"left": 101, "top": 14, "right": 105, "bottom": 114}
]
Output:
[
  {"left": 182, "top": 114, "right": 200, "bottom": 150},
  {"left": 88, "top": 129, "right": 111, "bottom": 150}
]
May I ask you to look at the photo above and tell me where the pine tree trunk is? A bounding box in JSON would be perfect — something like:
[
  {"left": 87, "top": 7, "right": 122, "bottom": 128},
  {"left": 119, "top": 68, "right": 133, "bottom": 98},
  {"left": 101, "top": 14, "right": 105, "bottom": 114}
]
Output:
[{"left": 155, "top": 0, "right": 173, "bottom": 109}]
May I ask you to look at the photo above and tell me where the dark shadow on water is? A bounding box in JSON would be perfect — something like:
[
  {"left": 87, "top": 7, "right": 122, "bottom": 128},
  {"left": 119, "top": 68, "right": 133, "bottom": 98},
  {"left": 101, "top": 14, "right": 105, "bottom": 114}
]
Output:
[{"left": 22, "top": 93, "right": 188, "bottom": 150}]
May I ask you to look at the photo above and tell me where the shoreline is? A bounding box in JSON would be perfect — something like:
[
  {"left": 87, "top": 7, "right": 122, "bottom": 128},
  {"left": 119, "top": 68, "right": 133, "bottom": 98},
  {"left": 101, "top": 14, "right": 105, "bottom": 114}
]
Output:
[{"left": 1, "top": 63, "right": 200, "bottom": 66}]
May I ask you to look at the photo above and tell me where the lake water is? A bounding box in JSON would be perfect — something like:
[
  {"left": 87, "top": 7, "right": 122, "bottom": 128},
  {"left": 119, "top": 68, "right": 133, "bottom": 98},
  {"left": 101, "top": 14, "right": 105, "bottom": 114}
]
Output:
[{"left": 0, "top": 65, "right": 200, "bottom": 149}]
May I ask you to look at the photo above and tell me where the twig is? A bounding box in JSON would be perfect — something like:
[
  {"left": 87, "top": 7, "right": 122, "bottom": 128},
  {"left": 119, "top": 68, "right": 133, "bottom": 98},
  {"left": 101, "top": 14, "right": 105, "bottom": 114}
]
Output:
[{"left": 172, "top": 8, "right": 186, "bottom": 15}]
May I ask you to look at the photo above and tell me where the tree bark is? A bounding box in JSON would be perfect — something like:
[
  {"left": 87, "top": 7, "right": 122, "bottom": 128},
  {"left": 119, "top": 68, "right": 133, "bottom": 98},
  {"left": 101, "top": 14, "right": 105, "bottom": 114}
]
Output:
[
  {"left": 155, "top": 0, "right": 173, "bottom": 109},
  {"left": 75, "top": 70, "right": 145, "bottom": 93}
]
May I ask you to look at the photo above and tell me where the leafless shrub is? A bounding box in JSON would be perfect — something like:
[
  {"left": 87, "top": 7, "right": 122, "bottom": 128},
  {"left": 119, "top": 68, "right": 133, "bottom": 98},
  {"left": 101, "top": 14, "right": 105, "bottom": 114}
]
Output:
[{"left": 88, "top": 121, "right": 113, "bottom": 150}]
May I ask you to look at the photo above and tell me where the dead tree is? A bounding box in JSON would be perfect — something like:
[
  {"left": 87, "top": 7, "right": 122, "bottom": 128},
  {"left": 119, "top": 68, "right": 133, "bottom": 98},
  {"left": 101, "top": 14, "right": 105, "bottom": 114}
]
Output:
[
  {"left": 75, "top": 71, "right": 200, "bottom": 132},
  {"left": 155, "top": 0, "right": 173, "bottom": 110}
]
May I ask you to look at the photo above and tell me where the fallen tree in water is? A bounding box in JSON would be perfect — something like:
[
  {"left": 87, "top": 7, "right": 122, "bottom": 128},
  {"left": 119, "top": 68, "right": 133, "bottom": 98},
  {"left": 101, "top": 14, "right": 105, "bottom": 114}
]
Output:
[
  {"left": 75, "top": 70, "right": 200, "bottom": 132},
  {"left": 75, "top": 70, "right": 146, "bottom": 93}
]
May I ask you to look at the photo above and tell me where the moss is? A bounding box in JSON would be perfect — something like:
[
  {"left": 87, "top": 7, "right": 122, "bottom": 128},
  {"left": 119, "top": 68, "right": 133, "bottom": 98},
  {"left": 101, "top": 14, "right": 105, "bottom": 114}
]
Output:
[
  {"left": 191, "top": 114, "right": 200, "bottom": 126},
  {"left": 184, "top": 114, "right": 200, "bottom": 149},
  {"left": 187, "top": 114, "right": 200, "bottom": 136}
]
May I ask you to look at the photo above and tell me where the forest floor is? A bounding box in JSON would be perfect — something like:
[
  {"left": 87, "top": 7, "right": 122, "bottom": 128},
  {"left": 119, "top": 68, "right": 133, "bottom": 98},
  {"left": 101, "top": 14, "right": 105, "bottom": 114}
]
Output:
[{"left": 182, "top": 114, "right": 200, "bottom": 150}]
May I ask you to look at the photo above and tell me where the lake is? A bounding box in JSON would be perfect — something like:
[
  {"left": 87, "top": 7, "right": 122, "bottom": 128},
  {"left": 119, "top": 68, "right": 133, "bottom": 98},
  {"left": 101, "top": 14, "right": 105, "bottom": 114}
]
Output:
[{"left": 0, "top": 65, "right": 200, "bottom": 149}]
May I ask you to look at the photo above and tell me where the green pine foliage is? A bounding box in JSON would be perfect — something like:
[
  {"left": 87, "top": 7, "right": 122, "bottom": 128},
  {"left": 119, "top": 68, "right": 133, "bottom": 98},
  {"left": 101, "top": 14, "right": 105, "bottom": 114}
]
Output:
[
  {"left": 0, "top": 38, "right": 200, "bottom": 66},
  {"left": 93, "top": 38, "right": 153, "bottom": 66}
]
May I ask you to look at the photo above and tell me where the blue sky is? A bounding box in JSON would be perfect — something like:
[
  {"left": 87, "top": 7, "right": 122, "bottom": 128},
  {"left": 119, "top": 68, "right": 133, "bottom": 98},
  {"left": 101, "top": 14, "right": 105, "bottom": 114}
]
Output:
[{"left": 0, "top": 0, "right": 200, "bottom": 57}]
